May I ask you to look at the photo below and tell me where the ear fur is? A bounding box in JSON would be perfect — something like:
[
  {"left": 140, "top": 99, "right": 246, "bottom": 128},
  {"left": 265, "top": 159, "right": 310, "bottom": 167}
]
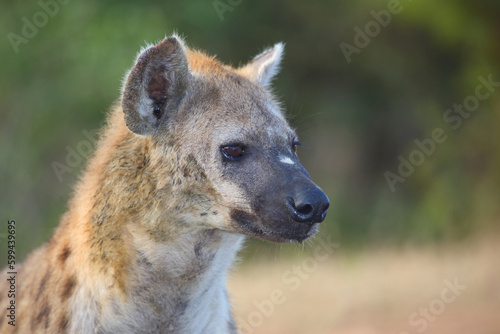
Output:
[
  {"left": 238, "top": 43, "right": 284, "bottom": 88},
  {"left": 122, "top": 36, "right": 189, "bottom": 135}
]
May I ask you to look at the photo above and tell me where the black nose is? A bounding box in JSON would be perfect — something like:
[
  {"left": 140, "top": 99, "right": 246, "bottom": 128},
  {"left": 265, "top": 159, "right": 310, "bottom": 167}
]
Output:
[{"left": 287, "top": 186, "right": 330, "bottom": 224}]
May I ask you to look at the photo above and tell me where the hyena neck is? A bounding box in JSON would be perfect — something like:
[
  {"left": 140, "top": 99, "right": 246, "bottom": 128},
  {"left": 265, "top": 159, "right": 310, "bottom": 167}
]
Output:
[
  {"left": 63, "top": 110, "right": 244, "bottom": 333},
  {"left": 125, "top": 227, "right": 243, "bottom": 333}
]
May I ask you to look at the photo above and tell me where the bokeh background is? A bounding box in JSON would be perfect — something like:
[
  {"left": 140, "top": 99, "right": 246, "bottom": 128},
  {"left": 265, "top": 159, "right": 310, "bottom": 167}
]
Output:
[{"left": 1, "top": 1, "right": 499, "bottom": 333}]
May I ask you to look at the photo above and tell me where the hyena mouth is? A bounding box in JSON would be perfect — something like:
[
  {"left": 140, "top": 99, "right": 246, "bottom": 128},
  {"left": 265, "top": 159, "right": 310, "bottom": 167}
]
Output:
[{"left": 230, "top": 209, "right": 319, "bottom": 243}]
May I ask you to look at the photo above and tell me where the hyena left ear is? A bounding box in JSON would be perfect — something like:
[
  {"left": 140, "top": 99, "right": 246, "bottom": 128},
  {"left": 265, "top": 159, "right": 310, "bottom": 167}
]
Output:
[
  {"left": 122, "top": 36, "right": 189, "bottom": 135},
  {"left": 238, "top": 43, "right": 284, "bottom": 88}
]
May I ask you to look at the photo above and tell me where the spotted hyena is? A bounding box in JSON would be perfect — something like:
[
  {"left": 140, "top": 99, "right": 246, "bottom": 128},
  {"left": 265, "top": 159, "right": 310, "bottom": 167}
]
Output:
[{"left": 0, "top": 35, "right": 329, "bottom": 333}]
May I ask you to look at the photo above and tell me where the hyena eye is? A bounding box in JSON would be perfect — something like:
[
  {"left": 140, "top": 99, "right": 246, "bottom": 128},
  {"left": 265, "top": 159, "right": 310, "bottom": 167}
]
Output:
[
  {"left": 221, "top": 144, "right": 245, "bottom": 160},
  {"left": 292, "top": 141, "right": 302, "bottom": 153}
]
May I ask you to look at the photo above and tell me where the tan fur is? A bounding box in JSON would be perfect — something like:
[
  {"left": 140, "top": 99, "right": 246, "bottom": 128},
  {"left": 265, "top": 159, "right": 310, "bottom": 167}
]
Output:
[{"left": 0, "top": 36, "right": 325, "bottom": 333}]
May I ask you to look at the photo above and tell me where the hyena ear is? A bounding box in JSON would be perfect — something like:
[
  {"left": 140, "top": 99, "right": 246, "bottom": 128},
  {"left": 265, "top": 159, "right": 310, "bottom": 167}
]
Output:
[
  {"left": 122, "top": 37, "right": 189, "bottom": 135},
  {"left": 238, "top": 43, "right": 284, "bottom": 88}
]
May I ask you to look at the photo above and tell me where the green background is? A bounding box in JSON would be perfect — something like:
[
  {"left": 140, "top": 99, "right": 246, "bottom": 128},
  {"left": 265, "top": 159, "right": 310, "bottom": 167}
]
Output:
[{"left": 1, "top": 0, "right": 499, "bottom": 260}]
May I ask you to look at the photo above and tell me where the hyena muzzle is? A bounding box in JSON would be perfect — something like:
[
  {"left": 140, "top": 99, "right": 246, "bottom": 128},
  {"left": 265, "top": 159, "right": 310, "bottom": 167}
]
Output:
[{"left": 0, "top": 35, "right": 329, "bottom": 334}]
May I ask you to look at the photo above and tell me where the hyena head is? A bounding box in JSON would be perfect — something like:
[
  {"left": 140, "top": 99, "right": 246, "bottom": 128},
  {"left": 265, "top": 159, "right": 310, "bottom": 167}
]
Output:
[{"left": 122, "top": 36, "right": 329, "bottom": 243}]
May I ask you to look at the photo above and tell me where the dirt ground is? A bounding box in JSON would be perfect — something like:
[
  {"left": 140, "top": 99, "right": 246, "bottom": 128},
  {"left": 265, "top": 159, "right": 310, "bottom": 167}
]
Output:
[{"left": 228, "top": 236, "right": 500, "bottom": 334}]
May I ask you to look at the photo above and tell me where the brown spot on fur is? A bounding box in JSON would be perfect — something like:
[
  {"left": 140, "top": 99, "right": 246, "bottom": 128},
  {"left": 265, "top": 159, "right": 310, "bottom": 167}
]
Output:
[
  {"left": 36, "top": 271, "right": 51, "bottom": 302},
  {"left": 194, "top": 229, "right": 217, "bottom": 258},
  {"left": 194, "top": 242, "right": 203, "bottom": 258},
  {"left": 230, "top": 209, "right": 258, "bottom": 225},
  {"left": 230, "top": 209, "right": 265, "bottom": 237},
  {"left": 57, "top": 314, "right": 70, "bottom": 332},
  {"left": 58, "top": 244, "right": 71, "bottom": 264},
  {"left": 32, "top": 303, "right": 50, "bottom": 330},
  {"left": 60, "top": 276, "right": 76, "bottom": 301}
]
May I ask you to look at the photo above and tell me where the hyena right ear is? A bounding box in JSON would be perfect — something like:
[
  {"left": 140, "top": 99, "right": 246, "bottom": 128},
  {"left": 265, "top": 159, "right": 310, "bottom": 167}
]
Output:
[
  {"left": 237, "top": 43, "right": 284, "bottom": 88},
  {"left": 122, "top": 37, "right": 189, "bottom": 135}
]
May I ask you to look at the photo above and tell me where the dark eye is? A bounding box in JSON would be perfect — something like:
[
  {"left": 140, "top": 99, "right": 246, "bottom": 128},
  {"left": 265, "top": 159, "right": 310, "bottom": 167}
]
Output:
[
  {"left": 292, "top": 141, "right": 302, "bottom": 153},
  {"left": 221, "top": 144, "right": 245, "bottom": 160}
]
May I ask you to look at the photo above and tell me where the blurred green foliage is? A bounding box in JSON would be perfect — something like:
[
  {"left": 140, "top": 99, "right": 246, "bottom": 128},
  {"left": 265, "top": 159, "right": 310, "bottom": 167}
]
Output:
[{"left": 1, "top": 0, "right": 499, "bottom": 260}]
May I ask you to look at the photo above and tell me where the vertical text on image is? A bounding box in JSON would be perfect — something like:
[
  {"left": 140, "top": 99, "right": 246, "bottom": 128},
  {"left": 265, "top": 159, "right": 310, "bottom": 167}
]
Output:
[{"left": 6, "top": 220, "right": 17, "bottom": 327}]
